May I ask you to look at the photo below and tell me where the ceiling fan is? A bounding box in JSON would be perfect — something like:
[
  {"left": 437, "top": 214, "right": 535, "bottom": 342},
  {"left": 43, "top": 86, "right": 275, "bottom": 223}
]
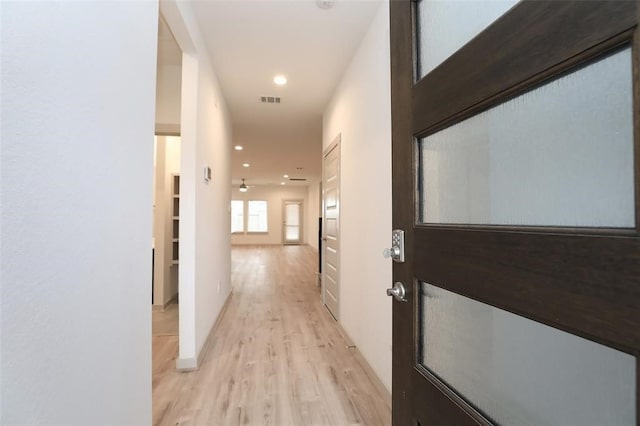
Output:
[{"left": 239, "top": 178, "right": 251, "bottom": 192}]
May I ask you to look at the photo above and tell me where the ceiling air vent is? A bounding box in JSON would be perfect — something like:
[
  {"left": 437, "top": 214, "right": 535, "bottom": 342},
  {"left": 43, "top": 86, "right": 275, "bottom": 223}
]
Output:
[
  {"left": 260, "top": 96, "right": 281, "bottom": 104},
  {"left": 289, "top": 178, "right": 307, "bottom": 182}
]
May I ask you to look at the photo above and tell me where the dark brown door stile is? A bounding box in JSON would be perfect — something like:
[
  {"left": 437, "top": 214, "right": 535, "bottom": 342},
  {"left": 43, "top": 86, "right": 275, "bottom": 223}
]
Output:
[{"left": 390, "top": 1, "right": 415, "bottom": 424}]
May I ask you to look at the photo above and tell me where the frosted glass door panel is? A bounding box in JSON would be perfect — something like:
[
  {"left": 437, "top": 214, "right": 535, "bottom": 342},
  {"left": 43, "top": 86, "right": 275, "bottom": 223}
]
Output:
[
  {"left": 420, "top": 48, "right": 634, "bottom": 227},
  {"left": 286, "top": 204, "right": 300, "bottom": 226},
  {"left": 285, "top": 227, "right": 299, "bottom": 241},
  {"left": 420, "top": 283, "right": 636, "bottom": 425},
  {"left": 284, "top": 203, "right": 301, "bottom": 243},
  {"left": 418, "top": 0, "right": 519, "bottom": 77}
]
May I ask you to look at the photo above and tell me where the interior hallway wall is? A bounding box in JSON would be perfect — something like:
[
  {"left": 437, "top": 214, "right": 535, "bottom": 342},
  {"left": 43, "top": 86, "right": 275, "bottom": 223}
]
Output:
[
  {"left": 307, "top": 179, "right": 321, "bottom": 252},
  {"left": 0, "top": 1, "right": 158, "bottom": 423},
  {"left": 322, "top": 1, "right": 392, "bottom": 392},
  {"left": 160, "top": 0, "right": 233, "bottom": 369},
  {"left": 231, "top": 185, "right": 309, "bottom": 246}
]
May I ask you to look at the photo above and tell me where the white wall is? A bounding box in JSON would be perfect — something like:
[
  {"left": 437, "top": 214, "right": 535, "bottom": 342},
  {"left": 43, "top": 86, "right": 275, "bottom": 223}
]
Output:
[
  {"left": 322, "top": 2, "right": 392, "bottom": 393},
  {"left": 307, "top": 179, "right": 321, "bottom": 252},
  {"left": 160, "top": 1, "right": 233, "bottom": 369},
  {"left": 0, "top": 1, "right": 157, "bottom": 423},
  {"left": 231, "top": 185, "right": 309, "bottom": 246}
]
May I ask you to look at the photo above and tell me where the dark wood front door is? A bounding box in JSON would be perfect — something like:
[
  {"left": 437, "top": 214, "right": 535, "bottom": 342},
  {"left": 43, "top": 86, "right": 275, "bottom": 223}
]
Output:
[{"left": 390, "top": 1, "right": 640, "bottom": 425}]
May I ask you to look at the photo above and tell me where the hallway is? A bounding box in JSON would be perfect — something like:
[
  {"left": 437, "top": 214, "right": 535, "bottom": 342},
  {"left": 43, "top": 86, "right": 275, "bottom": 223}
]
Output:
[{"left": 153, "top": 246, "right": 391, "bottom": 425}]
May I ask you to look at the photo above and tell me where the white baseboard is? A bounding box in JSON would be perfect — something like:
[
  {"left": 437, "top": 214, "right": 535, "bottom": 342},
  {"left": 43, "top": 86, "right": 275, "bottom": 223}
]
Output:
[
  {"left": 164, "top": 293, "right": 178, "bottom": 309},
  {"left": 333, "top": 315, "right": 392, "bottom": 408},
  {"left": 152, "top": 293, "right": 178, "bottom": 312},
  {"left": 353, "top": 347, "right": 392, "bottom": 408},
  {"left": 175, "top": 356, "right": 198, "bottom": 371},
  {"left": 175, "top": 291, "right": 233, "bottom": 372}
]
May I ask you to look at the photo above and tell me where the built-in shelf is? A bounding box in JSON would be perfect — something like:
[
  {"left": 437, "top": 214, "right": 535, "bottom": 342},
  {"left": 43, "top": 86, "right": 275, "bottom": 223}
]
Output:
[
  {"left": 172, "top": 197, "right": 179, "bottom": 216},
  {"left": 171, "top": 174, "right": 180, "bottom": 265}
]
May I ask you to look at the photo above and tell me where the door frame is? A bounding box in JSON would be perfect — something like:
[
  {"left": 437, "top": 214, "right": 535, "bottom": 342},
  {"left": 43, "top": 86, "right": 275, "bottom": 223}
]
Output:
[
  {"left": 322, "top": 135, "right": 341, "bottom": 319},
  {"left": 390, "top": 1, "right": 640, "bottom": 424}
]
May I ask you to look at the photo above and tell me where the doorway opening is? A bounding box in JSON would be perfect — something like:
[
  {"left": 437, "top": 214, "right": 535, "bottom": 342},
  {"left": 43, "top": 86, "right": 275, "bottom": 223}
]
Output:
[
  {"left": 283, "top": 199, "right": 304, "bottom": 245},
  {"left": 152, "top": 15, "right": 182, "bottom": 338}
]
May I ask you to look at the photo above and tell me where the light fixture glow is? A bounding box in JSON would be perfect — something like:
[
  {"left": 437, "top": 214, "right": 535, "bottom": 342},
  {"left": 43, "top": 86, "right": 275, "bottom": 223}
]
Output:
[
  {"left": 242, "top": 163, "right": 250, "bottom": 168},
  {"left": 239, "top": 178, "right": 248, "bottom": 192},
  {"left": 274, "top": 75, "right": 287, "bottom": 86},
  {"left": 280, "top": 182, "right": 286, "bottom": 185},
  {"left": 283, "top": 174, "right": 289, "bottom": 178},
  {"left": 316, "top": 0, "right": 334, "bottom": 10},
  {"left": 234, "top": 145, "right": 243, "bottom": 151}
]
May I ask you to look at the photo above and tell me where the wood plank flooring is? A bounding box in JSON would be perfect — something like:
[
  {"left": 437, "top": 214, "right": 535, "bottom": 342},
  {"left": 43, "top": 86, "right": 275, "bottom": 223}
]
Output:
[
  {"left": 152, "top": 245, "right": 391, "bottom": 426},
  {"left": 153, "top": 303, "right": 178, "bottom": 336}
]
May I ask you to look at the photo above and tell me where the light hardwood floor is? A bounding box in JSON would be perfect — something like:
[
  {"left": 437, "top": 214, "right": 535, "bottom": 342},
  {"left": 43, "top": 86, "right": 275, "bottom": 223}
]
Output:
[
  {"left": 153, "top": 245, "right": 391, "bottom": 426},
  {"left": 153, "top": 303, "right": 178, "bottom": 336}
]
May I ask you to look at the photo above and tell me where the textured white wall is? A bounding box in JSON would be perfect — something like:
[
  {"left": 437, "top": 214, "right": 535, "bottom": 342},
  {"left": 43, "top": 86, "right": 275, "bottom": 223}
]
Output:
[
  {"left": 193, "top": 53, "right": 232, "bottom": 361},
  {"left": 231, "top": 185, "right": 310, "bottom": 246},
  {"left": 178, "top": 53, "right": 199, "bottom": 364},
  {"left": 160, "top": 1, "right": 233, "bottom": 368},
  {"left": 1, "top": 1, "right": 157, "bottom": 423},
  {"left": 322, "top": 2, "right": 392, "bottom": 392}
]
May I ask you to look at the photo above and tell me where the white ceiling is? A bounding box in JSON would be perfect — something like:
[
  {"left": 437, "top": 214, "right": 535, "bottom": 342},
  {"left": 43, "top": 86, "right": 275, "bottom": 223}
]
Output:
[{"left": 182, "top": 0, "right": 383, "bottom": 187}]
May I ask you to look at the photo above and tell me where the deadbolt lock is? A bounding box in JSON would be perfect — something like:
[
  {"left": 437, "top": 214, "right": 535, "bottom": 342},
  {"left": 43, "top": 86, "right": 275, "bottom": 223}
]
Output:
[{"left": 382, "top": 229, "right": 405, "bottom": 263}]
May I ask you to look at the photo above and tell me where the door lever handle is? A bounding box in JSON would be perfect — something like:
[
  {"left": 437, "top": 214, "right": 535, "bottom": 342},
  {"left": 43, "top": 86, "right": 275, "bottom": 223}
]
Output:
[{"left": 386, "top": 282, "right": 407, "bottom": 302}]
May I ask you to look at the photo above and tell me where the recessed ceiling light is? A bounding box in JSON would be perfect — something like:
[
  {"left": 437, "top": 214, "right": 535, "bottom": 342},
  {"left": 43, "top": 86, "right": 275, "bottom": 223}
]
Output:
[
  {"left": 281, "top": 182, "right": 286, "bottom": 185},
  {"left": 234, "top": 145, "right": 243, "bottom": 151},
  {"left": 243, "top": 163, "right": 250, "bottom": 168},
  {"left": 283, "top": 174, "right": 289, "bottom": 178},
  {"left": 274, "top": 75, "right": 287, "bottom": 86},
  {"left": 316, "top": 0, "right": 334, "bottom": 10}
]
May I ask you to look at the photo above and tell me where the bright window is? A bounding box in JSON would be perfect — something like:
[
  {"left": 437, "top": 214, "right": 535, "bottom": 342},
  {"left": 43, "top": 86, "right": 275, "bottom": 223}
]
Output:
[
  {"left": 231, "top": 200, "right": 244, "bottom": 233},
  {"left": 247, "top": 200, "right": 268, "bottom": 232}
]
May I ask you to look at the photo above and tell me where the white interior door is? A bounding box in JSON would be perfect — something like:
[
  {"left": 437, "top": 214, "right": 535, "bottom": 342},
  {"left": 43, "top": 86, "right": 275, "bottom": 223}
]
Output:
[
  {"left": 322, "top": 136, "right": 340, "bottom": 319},
  {"left": 283, "top": 200, "right": 303, "bottom": 245}
]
